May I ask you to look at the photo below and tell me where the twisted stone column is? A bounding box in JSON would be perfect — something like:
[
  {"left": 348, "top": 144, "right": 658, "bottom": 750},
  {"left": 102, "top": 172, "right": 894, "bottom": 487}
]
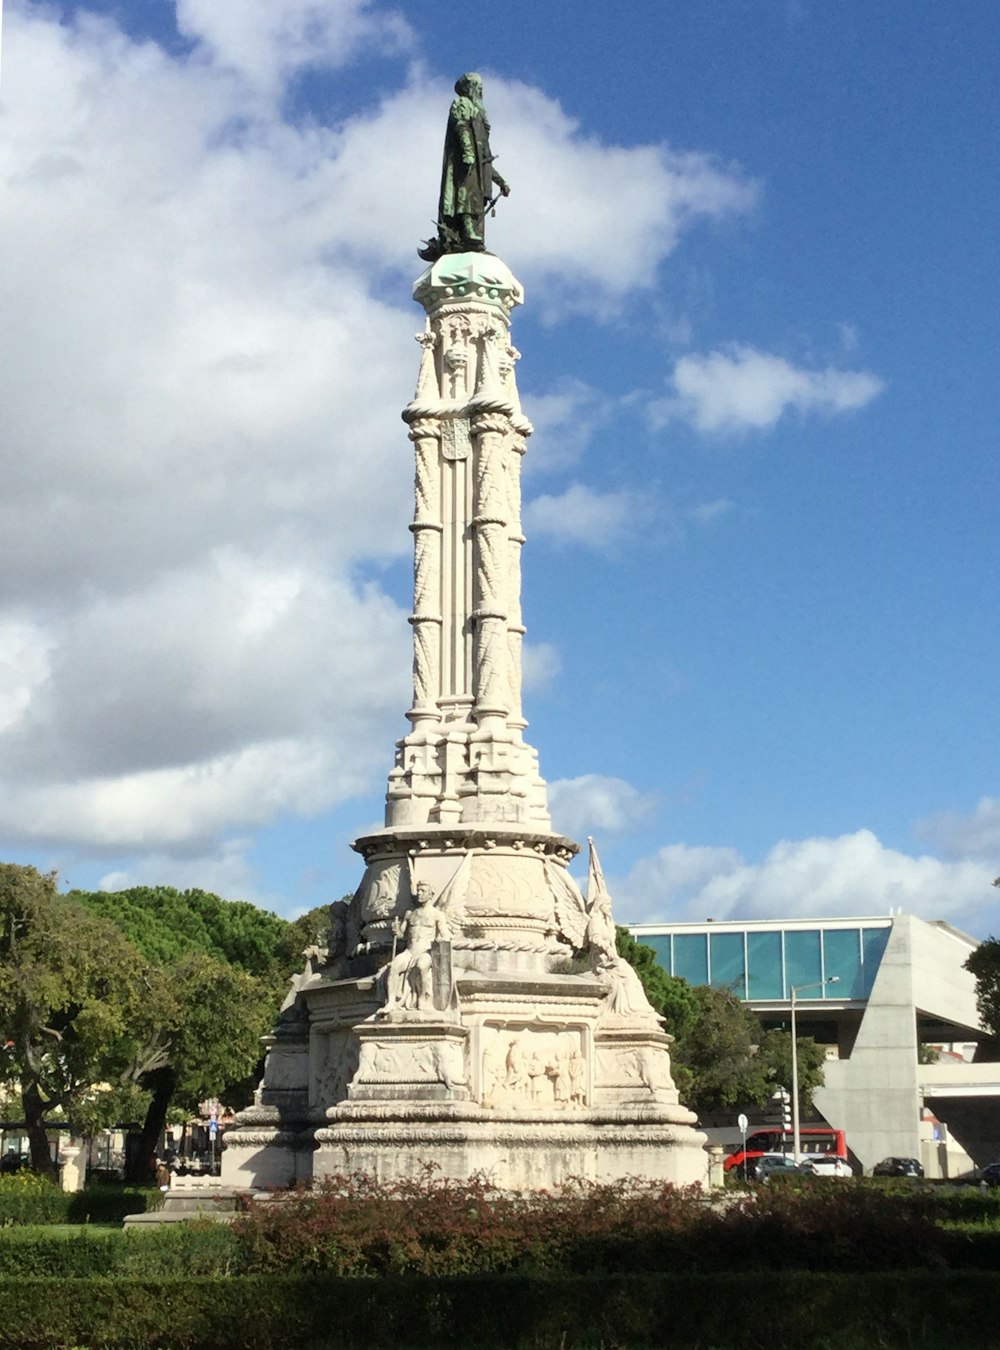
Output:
[{"left": 407, "top": 418, "right": 443, "bottom": 730}]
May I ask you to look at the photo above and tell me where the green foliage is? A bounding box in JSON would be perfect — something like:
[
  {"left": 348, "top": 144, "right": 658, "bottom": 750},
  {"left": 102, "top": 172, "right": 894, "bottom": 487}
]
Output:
[
  {"left": 3, "top": 1271, "right": 1000, "bottom": 1350},
  {"left": 0, "top": 1218, "right": 235, "bottom": 1275},
  {"left": 614, "top": 928, "right": 699, "bottom": 1041},
  {"left": 275, "top": 902, "right": 337, "bottom": 970},
  {"left": 612, "top": 929, "right": 826, "bottom": 1115},
  {"left": 0, "top": 864, "right": 164, "bottom": 1169},
  {"left": 0, "top": 1178, "right": 159, "bottom": 1227},
  {"left": 965, "top": 938, "right": 1000, "bottom": 1037},
  {"left": 670, "top": 984, "right": 770, "bottom": 1113},
  {"left": 69, "top": 1082, "right": 151, "bottom": 1139},
  {"left": 69, "top": 886, "right": 289, "bottom": 980},
  {"left": 4, "top": 1182, "right": 1000, "bottom": 1347},
  {"left": 757, "top": 1027, "right": 827, "bottom": 1113}
]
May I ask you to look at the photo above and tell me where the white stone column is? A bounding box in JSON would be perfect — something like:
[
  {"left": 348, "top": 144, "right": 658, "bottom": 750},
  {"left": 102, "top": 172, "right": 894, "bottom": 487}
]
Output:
[
  {"left": 470, "top": 409, "right": 511, "bottom": 735},
  {"left": 407, "top": 418, "right": 443, "bottom": 731}
]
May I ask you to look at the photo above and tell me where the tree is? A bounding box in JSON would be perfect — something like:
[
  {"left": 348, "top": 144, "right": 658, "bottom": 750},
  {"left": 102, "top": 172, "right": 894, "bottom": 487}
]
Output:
[
  {"left": 965, "top": 938, "right": 1000, "bottom": 1036},
  {"left": 757, "top": 1027, "right": 827, "bottom": 1117},
  {"left": 615, "top": 928, "right": 700, "bottom": 1042},
  {"left": 71, "top": 886, "right": 292, "bottom": 1181},
  {"left": 117, "top": 951, "right": 275, "bottom": 1181},
  {"left": 0, "top": 865, "right": 159, "bottom": 1175},
  {"left": 613, "top": 929, "right": 826, "bottom": 1117},
  {"left": 670, "top": 984, "right": 771, "bottom": 1114},
  {"left": 70, "top": 886, "right": 291, "bottom": 980}
]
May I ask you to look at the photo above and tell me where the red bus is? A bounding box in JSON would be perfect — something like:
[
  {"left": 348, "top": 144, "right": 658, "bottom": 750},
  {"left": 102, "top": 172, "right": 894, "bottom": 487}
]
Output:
[{"left": 724, "top": 1127, "right": 847, "bottom": 1174}]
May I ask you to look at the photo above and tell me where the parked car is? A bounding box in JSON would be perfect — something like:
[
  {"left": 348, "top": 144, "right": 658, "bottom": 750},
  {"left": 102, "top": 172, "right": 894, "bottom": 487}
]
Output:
[
  {"left": 872, "top": 1157, "right": 924, "bottom": 1178},
  {"left": 755, "top": 1153, "right": 801, "bottom": 1183},
  {"left": 797, "top": 1155, "right": 852, "bottom": 1179}
]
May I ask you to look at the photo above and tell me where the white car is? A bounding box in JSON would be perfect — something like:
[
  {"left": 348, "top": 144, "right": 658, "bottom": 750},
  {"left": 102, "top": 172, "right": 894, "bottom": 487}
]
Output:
[{"left": 797, "top": 1155, "right": 852, "bottom": 1179}]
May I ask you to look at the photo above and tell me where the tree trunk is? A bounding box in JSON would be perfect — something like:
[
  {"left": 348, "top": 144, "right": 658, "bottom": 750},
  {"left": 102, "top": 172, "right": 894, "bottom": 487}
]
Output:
[
  {"left": 125, "top": 1066, "right": 175, "bottom": 1184},
  {"left": 21, "top": 1080, "right": 58, "bottom": 1179}
]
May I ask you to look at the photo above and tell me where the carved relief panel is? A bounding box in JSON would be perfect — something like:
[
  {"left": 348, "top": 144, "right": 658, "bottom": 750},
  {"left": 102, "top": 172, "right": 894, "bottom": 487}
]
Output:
[
  {"left": 311, "top": 1029, "right": 360, "bottom": 1109},
  {"left": 351, "top": 1036, "right": 468, "bottom": 1094},
  {"left": 595, "top": 1043, "right": 675, "bottom": 1096},
  {"left": 479, "top": 1025, "right": 588, "bottom": 1109}
]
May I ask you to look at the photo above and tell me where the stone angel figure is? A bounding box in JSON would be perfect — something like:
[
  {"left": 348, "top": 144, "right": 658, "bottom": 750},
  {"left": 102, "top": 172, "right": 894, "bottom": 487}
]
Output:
[
  {"left": 382, "top": 851, "right": 472, "bottom": 1014},
  {"left": 584, "top": 838, "right": 661, "bottom": 1023},
  {"left": 544, "top": 855, "right": 589, "bottom": 952}
]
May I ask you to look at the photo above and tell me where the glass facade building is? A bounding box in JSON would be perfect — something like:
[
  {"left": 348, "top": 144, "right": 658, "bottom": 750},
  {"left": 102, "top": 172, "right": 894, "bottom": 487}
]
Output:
[{"left": 632, "top": 922, "right": 891, "bottom": 1002}]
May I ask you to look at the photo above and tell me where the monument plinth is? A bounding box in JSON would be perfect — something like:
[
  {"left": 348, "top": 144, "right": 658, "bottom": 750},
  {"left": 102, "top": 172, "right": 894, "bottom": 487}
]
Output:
[{"left": 222, "top": 77, "right": 706, "bottom": 1191}]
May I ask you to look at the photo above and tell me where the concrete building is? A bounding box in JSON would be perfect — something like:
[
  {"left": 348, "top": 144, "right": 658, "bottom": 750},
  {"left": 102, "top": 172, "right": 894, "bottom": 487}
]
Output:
[{"left": 629, "top": 913, "right": 1000, "bottom": 1174}]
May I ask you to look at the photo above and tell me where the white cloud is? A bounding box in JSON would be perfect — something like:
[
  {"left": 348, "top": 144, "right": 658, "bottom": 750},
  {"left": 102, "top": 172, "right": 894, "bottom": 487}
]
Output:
[
  {"left": 487, "top": 82, "right": 757, "bottom": 309},
  {"left": 916, "top": 798, "right": 1000, "bottom": 867},
  {"left": 615, "top": 829, "right": 994, "bottom": 928},
  {"left": 653, "top": 343, "right": 884, "bottom": 434},
  {"left": 688, "top": 498, "right": 735, "bottom": 526},
  {"left": 0, "top": 3, "right": 756, "bottom": 881},
  {"left": 175, "top": 0, "right": 414, "bottom": 95},
  {"left": 524, "top": 483, "right": 644, "bottom": 549},
  {"left": 97, "top": 838, "right": 263, "bottom": 905},
  {"left": 548, "top": 775, "right": 659, "bottom": 840},
  {"left": 521, "top": 379, "right": 611, "bottom": 474},
  {"left": 521, "top": 642, "right": 562, "bottom": 692}
]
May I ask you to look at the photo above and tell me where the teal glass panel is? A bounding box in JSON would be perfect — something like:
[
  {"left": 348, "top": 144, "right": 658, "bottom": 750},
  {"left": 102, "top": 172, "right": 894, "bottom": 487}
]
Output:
[
  {"left": 747, "top": 930, "right": 783, "bottom": 999},
  {"left": 784, "top": 929, "right": 822, "bottom": 996},
  {"left": 861, "top": 926, "right": 890, "bottom": 995},
  {"left": 710, "top": 932, "right": 746, "bottom": 995},
  {"left": 823, "top": 928, "right": 863, "bottom": 997},
  {"left": 641, "top": 934, "right": 671, "bottom": 972},
  {"left": 673, "top": 933, "right": 708, "bottom": 985}
]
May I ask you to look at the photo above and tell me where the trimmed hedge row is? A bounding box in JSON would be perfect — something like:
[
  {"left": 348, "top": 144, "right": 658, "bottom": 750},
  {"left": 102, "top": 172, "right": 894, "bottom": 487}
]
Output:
[
  {"left": 0, "top": 1178, "right": 161, "bottom": 1226},
  {"left": 0, "top": 1222, "right": 237, "bottom": 1277},
  {"left": 1, "top": 1272, "right": 999, "bottom": 1349}
]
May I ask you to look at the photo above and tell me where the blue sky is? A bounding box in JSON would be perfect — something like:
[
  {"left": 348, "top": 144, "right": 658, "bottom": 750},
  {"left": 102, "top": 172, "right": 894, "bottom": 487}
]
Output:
[{"left": 0, "top": 0, "right": 997, "bottom": 933}]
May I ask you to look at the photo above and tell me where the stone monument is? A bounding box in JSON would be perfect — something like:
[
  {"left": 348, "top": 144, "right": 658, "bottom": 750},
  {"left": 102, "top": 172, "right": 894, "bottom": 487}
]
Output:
[{"left": 222, "top": 75, "right": 707, "bottom": 1191}]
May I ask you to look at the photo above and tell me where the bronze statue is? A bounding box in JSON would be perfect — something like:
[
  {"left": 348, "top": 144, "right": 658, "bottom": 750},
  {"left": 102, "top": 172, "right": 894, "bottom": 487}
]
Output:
[{"left": 419, "top": 73, "right": 510, "bottom": 261}]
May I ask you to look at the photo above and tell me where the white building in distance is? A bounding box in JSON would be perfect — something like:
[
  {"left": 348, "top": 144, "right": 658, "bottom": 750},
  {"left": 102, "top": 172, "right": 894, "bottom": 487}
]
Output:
[{"left": 629, "top": 913, "right": 999, "bottom": 1174}]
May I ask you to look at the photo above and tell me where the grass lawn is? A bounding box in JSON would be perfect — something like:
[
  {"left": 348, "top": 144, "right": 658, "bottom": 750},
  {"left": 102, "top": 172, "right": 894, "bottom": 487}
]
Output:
[{"left": 1, "top": 1223, "right": 121, "bottom": 1238}]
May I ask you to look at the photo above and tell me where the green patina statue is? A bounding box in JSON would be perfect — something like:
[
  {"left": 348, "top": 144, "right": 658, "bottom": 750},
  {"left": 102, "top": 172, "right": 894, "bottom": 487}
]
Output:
[{"left": 419, "top": 73, "right": 510, "bottom": 261}]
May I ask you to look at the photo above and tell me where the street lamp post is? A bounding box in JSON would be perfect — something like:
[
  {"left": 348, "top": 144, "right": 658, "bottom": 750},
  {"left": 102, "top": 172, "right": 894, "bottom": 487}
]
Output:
[{"left": 790, "top": 976, "right": 840, "bottom": 1161}]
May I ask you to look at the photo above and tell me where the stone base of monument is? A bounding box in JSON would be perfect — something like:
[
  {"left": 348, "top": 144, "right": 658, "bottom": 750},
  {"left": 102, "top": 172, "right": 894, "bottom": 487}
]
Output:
[{"left": 222, "top": 953, "right": 708, "bottom": 1192}]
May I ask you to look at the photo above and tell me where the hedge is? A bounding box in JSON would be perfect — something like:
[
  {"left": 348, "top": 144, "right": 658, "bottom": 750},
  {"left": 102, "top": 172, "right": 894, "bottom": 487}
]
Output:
[
  {"left": 0, "top": 1222, "right": 238, "bottom": 1277},
  {"left": 1, "top": 1272, "right": 1000, "bottom": 1349},
  {"left": 0, "top": 1175, "right": 162, "bottom": 1226}
]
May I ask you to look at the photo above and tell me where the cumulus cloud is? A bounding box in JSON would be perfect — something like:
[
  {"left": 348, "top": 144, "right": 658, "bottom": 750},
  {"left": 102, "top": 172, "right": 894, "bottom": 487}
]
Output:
[
  {"left": 97, "top": 838, "right": 264, "bottom": 904},
  {"left": 521, "top": 379, "right": 612, "bottom": 474},
  {"left": 486, "top": 81, "right": 757, "bottom": 310},
  {"left": 524, "top": 483, "right": 646, "bottom": 549},
  {"left": 548, "top": 774, "right": 659, "bottom": 840},
  {"left": 175, "top": 0, "right": 414, "bottom": 94},
  {"left": 916, "top": 798, "right": 1000, "bottom": 867},
  {"left": 0, "top": 3, "right": 758, "bottom": 887},
  {"left": 652, "top": 343, "right": 884, "bottom": 434},
  {"left": 614, "top": 829, "right": 995, "bottom": 928}
]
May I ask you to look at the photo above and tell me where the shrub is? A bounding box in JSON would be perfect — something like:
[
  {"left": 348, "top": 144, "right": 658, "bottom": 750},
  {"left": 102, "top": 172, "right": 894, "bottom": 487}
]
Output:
[
  {"left": 229, "top": 1172, "right": 713, "bottom": 1277},
  {"left": 2, "top": 1272, "right": 1000, "bottom": 1349},
  {"left": 0, "top": 1175, "right": 162, "bottom": 1227},
  {"left": 0, "top": 1221, "right": 237, "bottom": 1278}
]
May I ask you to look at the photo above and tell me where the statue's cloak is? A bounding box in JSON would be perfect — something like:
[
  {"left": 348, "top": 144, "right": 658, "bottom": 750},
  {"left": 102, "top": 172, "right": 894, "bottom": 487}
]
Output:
[{"left": 438, "top": 95, "right": 494, "bottom": 229}]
